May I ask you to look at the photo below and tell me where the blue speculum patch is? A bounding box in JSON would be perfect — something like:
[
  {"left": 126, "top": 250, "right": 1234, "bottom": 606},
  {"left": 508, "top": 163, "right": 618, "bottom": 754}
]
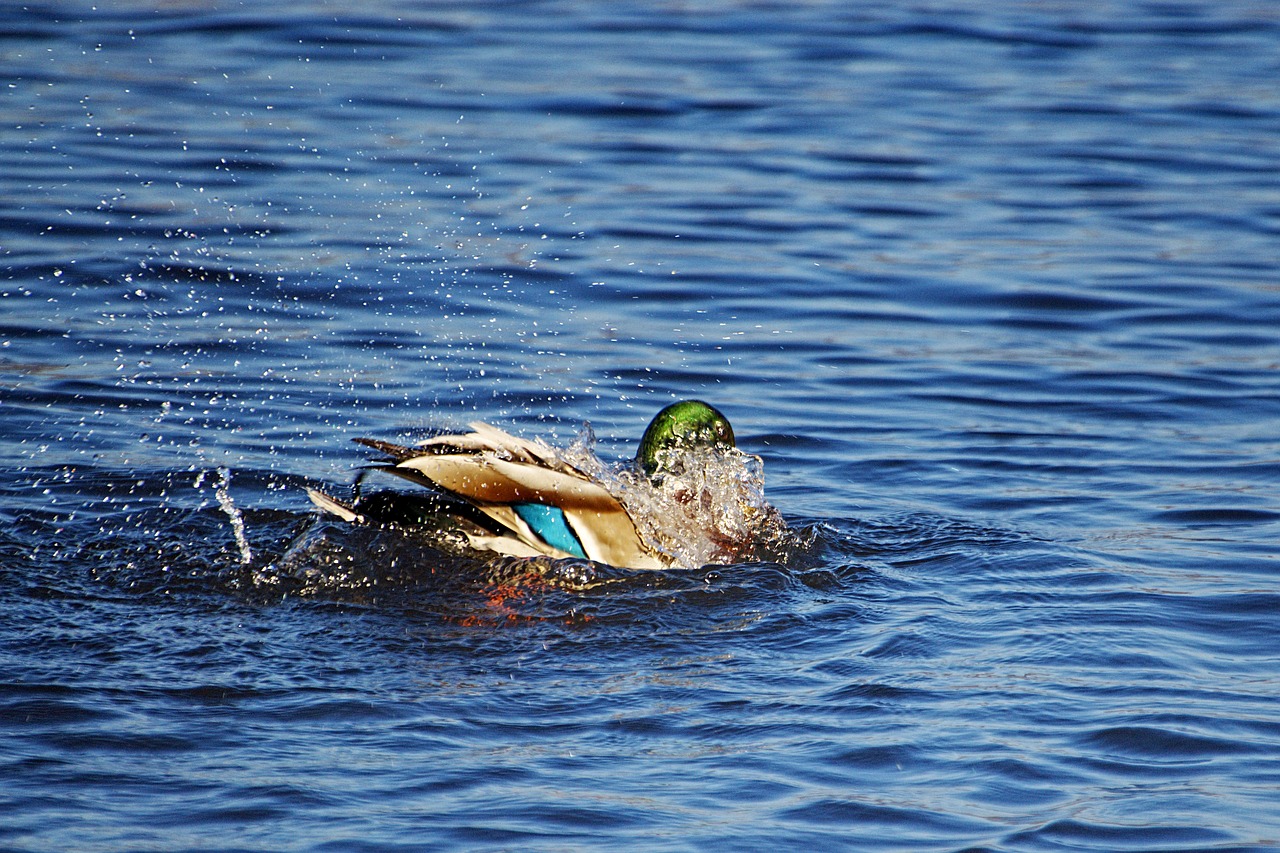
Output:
[{"left": 513, "top": 502, "right": 587, "bottom": 558}]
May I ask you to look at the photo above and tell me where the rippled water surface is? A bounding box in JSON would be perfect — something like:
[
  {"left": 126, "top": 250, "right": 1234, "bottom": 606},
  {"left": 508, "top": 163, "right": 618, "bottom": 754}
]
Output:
[{"left": 4, "top": 2, "right": 1280, "bottom": 850}]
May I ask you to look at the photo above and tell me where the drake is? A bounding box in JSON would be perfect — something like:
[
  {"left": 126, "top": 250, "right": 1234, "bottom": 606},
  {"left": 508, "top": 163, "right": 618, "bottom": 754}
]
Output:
[{"left": 307, "top": 400, "right": 766, "bottom": 569}]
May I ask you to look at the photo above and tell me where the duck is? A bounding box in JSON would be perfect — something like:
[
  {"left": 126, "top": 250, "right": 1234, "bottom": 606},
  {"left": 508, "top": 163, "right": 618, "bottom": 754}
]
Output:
[{"left": 307, "top": 400, "right": 747, "bottom": 570}]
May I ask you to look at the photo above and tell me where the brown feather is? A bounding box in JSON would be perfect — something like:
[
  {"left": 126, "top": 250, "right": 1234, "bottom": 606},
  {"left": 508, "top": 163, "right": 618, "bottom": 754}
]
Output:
[{"left": 345, "top": 423, "right": 669, "bottom": 568}]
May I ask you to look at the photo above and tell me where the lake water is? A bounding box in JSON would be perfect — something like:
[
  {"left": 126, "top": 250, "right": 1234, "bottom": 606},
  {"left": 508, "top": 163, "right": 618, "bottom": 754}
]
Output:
[{"left": 3, "top": 2, "right": 1280, "bottom": 850}]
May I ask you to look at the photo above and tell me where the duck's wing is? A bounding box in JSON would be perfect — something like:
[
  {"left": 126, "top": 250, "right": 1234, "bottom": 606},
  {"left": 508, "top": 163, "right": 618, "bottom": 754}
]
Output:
[{"left": 347, "top": 426, "right": 667, "bottom": 569}]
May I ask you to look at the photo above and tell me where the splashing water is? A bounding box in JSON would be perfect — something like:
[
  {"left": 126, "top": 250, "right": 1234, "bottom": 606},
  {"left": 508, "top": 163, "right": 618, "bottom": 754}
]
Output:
[
  {"left": 561, "top": 426, "right": 797, "bottom": 568},
  {"left": 213, "top": 467, "right": 253, "bottom": 565}
]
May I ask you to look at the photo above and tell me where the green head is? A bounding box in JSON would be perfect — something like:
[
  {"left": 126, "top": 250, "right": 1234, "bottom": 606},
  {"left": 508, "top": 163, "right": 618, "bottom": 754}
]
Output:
[{"left": 636, "top": 400, "right": 735, "bottom": 477}]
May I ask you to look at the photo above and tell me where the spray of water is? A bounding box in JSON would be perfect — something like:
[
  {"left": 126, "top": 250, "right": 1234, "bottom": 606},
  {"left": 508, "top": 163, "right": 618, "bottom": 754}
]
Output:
[
  {"left": 560, "top": 425, "right": 795, "bottom": 569},
  {"left": 213, "top": 467, "right": 253, "bottom": 565}
]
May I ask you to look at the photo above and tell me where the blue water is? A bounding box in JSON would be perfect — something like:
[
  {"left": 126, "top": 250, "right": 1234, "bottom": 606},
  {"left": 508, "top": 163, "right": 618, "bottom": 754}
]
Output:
[{"left": 3, "top": 2, "right": 1280, "bottom": 850}]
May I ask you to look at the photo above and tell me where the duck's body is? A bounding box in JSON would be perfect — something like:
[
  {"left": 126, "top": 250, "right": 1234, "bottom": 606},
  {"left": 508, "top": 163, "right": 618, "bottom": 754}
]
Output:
[
  {"left": 308, "top": 401, "right": 771, "bottom": 570},
  {"left": 310, "top": 421, "right": 667, "bottom": 567}
]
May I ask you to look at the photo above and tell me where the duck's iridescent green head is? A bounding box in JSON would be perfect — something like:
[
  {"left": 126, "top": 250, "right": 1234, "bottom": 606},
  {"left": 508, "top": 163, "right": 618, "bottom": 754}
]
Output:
[{"left": 636, "top": 400, "right": 735, "bottom": 477}]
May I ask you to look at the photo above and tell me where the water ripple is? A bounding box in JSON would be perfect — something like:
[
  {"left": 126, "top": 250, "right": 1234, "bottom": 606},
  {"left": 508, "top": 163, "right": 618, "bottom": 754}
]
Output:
[{"left": 4, "top": 1, "right": 1280, "bottom": 850}]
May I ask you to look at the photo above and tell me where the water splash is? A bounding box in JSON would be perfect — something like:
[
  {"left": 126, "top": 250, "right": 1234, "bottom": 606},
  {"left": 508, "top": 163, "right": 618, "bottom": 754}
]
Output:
[
  {"left": 561, "top": 426, "right": 797, "bottom": 569},
  {"left": 213, "top": 467, "right": 253, "bottom": 565}
]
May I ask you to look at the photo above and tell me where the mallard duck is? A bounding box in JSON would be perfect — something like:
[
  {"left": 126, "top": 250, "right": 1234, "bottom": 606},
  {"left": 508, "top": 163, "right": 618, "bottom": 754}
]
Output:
[{"left": 308, "top": 400, "right": 758, "bottom": 569}]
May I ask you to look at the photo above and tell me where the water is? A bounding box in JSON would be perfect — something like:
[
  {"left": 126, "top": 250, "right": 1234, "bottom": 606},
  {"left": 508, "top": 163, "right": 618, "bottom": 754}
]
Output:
[{"left": 3, "top": 1, "right": 1279, "bottom": 850}]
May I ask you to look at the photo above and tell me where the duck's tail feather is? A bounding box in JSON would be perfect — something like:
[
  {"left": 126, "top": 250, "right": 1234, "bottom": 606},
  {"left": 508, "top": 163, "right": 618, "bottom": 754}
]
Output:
[
  {"left": 352, "top": 436, "right": 419, "bottom": 462},
  {"left": 307, "top": 488, "right": 363, "bottom": 523}
]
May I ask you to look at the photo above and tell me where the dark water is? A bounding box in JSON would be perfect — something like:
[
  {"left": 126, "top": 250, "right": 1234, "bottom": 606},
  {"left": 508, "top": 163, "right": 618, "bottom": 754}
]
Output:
[{"left": 4, "top": 1, "right": 1280, "bottom": 850}]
